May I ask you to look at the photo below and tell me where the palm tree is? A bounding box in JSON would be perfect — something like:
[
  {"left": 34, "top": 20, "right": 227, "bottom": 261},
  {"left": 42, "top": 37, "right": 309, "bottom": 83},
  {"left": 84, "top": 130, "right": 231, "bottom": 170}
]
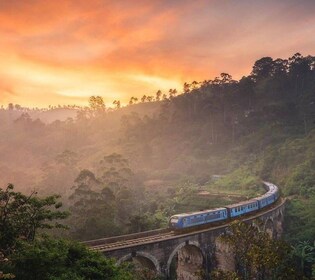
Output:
[{"left": 292, "top": 241, "right": 315, "bottom": 274}]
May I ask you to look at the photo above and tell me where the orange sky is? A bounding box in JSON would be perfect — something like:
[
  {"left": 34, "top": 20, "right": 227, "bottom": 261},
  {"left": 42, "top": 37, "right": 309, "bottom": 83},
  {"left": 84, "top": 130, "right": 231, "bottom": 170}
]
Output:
[{"left": 1, "top": 0, "right": 315, "bottom": 108}]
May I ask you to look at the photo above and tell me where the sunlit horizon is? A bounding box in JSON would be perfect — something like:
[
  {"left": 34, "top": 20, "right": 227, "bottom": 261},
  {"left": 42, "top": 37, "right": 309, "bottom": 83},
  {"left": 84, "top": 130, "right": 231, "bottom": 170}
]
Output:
[{"left": 1, "top": 0, "right": 315, "bottom": 108}]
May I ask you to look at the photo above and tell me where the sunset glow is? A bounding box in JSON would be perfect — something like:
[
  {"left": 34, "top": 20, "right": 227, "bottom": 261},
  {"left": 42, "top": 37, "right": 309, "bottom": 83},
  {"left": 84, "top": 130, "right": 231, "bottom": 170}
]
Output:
[{"left": 1, "top": 0, "right": 315, "bottom": 107}]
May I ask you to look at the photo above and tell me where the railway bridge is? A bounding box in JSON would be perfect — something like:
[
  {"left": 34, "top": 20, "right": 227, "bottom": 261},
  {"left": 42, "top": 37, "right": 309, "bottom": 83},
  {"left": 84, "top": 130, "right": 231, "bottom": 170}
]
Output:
[{"left": 84, "top": 199, "right": 286, "bottom": 279}]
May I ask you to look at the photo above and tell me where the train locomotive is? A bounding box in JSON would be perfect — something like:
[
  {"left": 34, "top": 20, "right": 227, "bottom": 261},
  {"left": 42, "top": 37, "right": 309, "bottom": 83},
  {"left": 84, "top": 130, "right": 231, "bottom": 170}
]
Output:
[{"left": 169, "top": 181, "right": 279, "bottom": 230}]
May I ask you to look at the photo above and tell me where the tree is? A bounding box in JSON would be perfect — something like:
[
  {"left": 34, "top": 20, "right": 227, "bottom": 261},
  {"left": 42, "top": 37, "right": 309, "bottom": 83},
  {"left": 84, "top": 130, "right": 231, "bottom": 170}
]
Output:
[
  {"left": 88, "top": 96, "right": 106, "bottom": 115},
  {"left": 146, "top": 96, "right": 154, "bottom": 102},
  {"left": 55, "top": 150, "right": 78, "bottom": 166},
  {"left": 4, "top": 236, "right": 134, "bottom": 280},
  {"left": 98, "top": 153, "right": 134, "bottom": 190},
  {"left": 14, "top": 113, "right": 32, "bottom": 125},
  {"left": 129, "top": 97, "right": 138, "bottom": 105},
  {"left": 0, "top": 185, "right": 69, "bottom": 279},
  {"left": 68, "top": 170, "right": 119, "bottom": 240},
  {"left": 0, "top": 184, "right": 68, "bottom": 255},
  {"left": 155, "top": 90, "right": 162, "bottom": 101},
  {"left": 113, "top": 100, "right": 121, "bottom": 109},
  {"left": 292, "top": 241, "right": 315, "bottom": 276},
  {"left": 169, "top": 89, "right": 177, "bottom": 98},
  {"left": 183, "top": 83, "right": 190, "bottom": 93},
  {"left": 217, "top": 221, "right": 298, "bottom": 280},
  {"left": 251, "top": 57, "right": 274, "bottom": 81},
  {"left": 14, "top": 104, "right": 22, "bottom": 111},
  {"left": 141, "top": 95, "right": 147, "bottom": 103}
]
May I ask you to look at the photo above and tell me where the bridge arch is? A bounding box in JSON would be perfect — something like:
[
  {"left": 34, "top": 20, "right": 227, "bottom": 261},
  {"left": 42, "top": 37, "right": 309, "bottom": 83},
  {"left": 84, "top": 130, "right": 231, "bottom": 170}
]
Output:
[
  {"left": 275, "top": 211, "right": 283, "bottom": 239},
  {"left": 117, "top": 251, "right": 161, "bottom": 274},
  {"left": 166, "top": 241, "right": 204, "bottom": 278},
  {"left": 264, "top": 217, "right": 274, "bottom": 238},
  {"left": 251, "top": 219, "right": 263, "bottom": 232}
]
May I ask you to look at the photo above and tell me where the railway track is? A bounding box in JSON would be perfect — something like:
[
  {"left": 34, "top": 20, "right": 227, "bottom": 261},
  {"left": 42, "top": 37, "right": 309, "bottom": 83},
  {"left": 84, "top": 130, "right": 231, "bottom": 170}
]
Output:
[{"left": 90, "top": 231, "right": 175, "bottom": 252}]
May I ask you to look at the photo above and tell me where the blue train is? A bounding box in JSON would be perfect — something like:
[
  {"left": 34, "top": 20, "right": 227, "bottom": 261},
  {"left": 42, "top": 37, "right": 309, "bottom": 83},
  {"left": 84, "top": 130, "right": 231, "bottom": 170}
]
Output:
[{"left": 169, "top": 181, "right": 279, "bottom": 230}]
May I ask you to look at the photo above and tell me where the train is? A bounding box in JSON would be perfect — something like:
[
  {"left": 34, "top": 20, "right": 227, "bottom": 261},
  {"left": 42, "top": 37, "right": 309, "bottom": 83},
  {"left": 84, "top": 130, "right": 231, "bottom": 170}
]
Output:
[{"left": 169, "top": 181, "right": 279, "bottom": 230}]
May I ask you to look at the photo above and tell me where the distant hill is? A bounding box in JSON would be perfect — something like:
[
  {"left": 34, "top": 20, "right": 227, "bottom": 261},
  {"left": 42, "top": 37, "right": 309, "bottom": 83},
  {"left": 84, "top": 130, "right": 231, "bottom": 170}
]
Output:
[{"left": 0, "top": 101, "right": 161, "bottom": 124}]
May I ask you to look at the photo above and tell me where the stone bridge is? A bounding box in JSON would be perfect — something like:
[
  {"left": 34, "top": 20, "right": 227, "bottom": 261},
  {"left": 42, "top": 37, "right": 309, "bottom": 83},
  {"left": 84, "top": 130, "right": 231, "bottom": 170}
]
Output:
[{"left": 84, "top": 199, "right": 286, "bottom": 279}]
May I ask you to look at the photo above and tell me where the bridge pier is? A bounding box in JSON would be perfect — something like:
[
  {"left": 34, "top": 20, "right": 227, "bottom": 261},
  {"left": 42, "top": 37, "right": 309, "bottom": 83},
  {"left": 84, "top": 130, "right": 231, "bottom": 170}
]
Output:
[{"left": 214, "top": 237, "right": 235, "bottom": 272}]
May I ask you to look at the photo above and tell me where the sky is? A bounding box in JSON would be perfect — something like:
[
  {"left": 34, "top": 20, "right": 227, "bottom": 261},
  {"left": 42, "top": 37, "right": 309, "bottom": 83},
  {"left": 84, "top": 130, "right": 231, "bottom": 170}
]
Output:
[{"left": 0, "top": 0, "right": 315, "bottom": 108}]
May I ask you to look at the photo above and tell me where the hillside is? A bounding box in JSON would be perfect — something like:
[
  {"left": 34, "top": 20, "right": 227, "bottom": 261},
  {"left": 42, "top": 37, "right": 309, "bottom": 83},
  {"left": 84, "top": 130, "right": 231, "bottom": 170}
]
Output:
[{"left": 0, "top": 53, "right": 314, "bottom": 244}]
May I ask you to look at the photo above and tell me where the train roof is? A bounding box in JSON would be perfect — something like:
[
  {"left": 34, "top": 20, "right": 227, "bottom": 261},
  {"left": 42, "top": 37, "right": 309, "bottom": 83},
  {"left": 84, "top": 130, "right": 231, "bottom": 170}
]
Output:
[
  {"left": 263, "top": 181, "right": 278, "bottom": 190},
  {"left": 256, "top": 191, "right": 276, "bottom": 200},
  {"left": 171, "top": 207, "right": 227, "bottom": 218},
  {"left": 224, "top": 199, "right": 258, "bottom": 209}
]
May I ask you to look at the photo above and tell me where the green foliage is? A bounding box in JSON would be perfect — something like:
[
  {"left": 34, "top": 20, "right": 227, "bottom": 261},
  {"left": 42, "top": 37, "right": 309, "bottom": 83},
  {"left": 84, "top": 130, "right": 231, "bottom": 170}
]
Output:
[
  {"left": 68, "top": 169, "right": 120, "bottom": 240},
  {"left": 3, "top": 237, "right": 133, "bottom": 280},
  {"left": 219, "top": 221, "right": 299, "bottom": 280},
  {"left": 285, "top": 159, "right": 315, "bottom": 197},
  {"left": 0, "top": 184, "right": 68, "bottom": 254},
  {"left": 211, "top": 270, "right": 241, "bottom": 280},
  {"left": 0, "top": 186, "right": 140, "bottom": 280},
  {"left": 212, "top": 169, "right": 262, "bottom": 197},
  {"left": 284, "top": 197, "right": 315, "bottom": 243},
  {"left": 292, "top": 241, "right": 315, "bottom": 276}
]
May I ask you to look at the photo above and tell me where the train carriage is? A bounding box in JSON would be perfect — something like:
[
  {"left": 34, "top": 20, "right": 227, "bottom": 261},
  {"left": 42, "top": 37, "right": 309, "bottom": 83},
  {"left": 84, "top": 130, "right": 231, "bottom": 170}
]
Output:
[
  {"left": 256, "top": 193, "right": 275, "bottom": 208},
  {"left": 225, "top": 199, "right": 259, "bottom": 218},
  {"left": 257, "top": 182, "right": 279, "bottom": 209},
  {"left": 169, "top": 208, "right": 227, "bottom": 229}
]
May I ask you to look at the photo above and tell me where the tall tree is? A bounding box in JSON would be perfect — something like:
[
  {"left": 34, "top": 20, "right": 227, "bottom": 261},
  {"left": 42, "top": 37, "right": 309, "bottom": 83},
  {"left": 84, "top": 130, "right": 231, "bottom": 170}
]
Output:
[{"left": 0, "top": 184, "right": 68, "bottom": 255}]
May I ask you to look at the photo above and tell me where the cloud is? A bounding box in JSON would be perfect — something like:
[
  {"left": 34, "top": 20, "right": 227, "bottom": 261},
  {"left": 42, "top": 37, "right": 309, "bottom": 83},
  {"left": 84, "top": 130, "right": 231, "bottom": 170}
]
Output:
[
  {"left": 0, "top": 0, "right": 315, "bottom": 107},
  {"left": 0, "top": 81, "right": 16, "bottom": 104}
]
